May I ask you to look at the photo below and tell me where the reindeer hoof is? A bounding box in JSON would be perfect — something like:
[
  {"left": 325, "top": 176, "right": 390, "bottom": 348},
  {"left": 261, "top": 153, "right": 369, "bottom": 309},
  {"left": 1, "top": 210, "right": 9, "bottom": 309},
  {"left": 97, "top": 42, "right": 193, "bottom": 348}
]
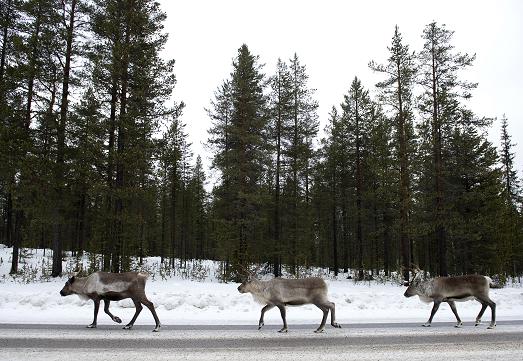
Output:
[
  {"left": 487, "top": 324, "right": 496, "bottom": 330},
  {"left": 331, "top": 323, "right": 342, "bottom": 328},
  {"left": 123, "top": 325, "right": 133, "bottom": 330},
  {"left": 422, "top": 323, "right": 431, "bottom": 327},
  {"left": 475, "top": 320, "right": 481, "bottom": 326},
  {"left": 86, "top": 324, "right": 96, "bottom": 329},
  {"left": 152, "top": 326, "right": 160, "bottom": 333},
  {"left": 113, "top": 317, "right": 122, "bottom": 324},
  {"left": 454, "top": 322, "right": 463, "bottom": 328},
  {"left": 314, "top": 328, "right": 325, "bottom": 333},
  {"left": 278, "top": 328, "right": 288, "bottom": 333},
  {"left": 258, "top": 322, "right": 264, "bottom": 330}
]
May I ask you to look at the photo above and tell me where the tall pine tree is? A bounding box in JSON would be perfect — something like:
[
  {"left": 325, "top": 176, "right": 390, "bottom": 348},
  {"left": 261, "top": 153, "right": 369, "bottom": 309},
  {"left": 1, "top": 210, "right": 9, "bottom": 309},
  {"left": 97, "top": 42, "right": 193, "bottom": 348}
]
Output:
[
  {"left": 369, "top": 25, "right": 416, "bottom": 282},
  {"left": 208, "top": 44, "right": 268, "bottom": 278}
]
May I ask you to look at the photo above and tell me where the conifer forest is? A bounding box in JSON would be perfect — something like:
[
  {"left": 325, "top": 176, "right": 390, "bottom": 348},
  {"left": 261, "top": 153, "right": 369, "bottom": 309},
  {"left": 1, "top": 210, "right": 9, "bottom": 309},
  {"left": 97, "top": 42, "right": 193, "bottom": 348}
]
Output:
[{"left": 1, "top": 0, "right": 522, "bottom": 283}]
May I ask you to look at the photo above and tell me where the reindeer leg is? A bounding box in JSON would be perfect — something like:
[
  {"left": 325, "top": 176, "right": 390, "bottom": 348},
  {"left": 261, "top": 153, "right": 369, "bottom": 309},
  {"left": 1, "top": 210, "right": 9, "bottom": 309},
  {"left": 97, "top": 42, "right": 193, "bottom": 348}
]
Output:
[
  {"left": 447, "top": 301, "right": 462, "bottom": 328},
  {"left": 87, "top": 299, "right": 100, "bottom": 328},
  {"left": 475, "top": 302, "right": 488, "bottom": 326},
  {"left": 485, "top": 298, "right": 496, "bottom": 329},
  {"left": 141, "top": 298, "right": 161, "bottom": 332},
  {"left": 314, "top": 304, "right": 329, "bottom": 333},
  {"left": 123, "top": 299, "right": 143, "bottom": 330},
  {"left": 423, "top": 300, "right": 441, "bottom": 327},
  {"left": 103, "top": 300, "right": 122, "bottom": 324},
  {"left": 276, "top": 305, "right": 288, "bottom": 333},
  {"left": 327, "top": 301, "right": 341, "bottom": 328},
  {"left": 476, "top": 295, "right": 496, "bottom": 329},
  {"left": 258, "top": 304, "right": 274, "bottom": 330}
]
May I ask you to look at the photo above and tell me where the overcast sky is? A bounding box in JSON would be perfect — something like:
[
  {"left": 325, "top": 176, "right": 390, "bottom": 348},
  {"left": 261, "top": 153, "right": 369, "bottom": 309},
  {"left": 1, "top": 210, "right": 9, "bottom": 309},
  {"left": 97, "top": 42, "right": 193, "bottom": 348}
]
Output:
[{"left": 158, "top": 0, "right": 523, "bottom": 184}]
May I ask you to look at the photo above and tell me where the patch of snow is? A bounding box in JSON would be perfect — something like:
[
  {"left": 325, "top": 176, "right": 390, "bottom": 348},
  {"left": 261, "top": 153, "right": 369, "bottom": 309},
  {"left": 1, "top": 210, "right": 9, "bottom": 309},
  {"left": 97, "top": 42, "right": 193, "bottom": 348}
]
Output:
[{"left": 0, "top": 245, "right": 522, "bottom": 326}]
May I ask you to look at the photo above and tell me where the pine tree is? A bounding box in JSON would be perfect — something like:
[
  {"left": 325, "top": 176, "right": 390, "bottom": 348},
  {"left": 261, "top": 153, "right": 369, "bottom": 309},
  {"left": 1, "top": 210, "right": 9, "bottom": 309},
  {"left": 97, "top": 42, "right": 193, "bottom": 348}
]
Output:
[
  {"left": 159, "top": 111, "right": 190, "bottom": 268},
  {"left": 317, "top": 107, "right": 345, "bottom": 274},
  {"left": 366, "top": 106, "right": 395, "bottom": 276},
  {"left": 417, "top": 22, "right": 477, "bottom": 276},
  {"left": 340, "top": 77, "right": 373, "bottom": 279},
  {"left": 498, "top": 115, "right": 522, "bottom": 275},
  {"left": 51, "top": 0, "right": 80, "bottom": 277},
  {"left": 445, "top": 119, "right": 504, "bottom": 274},
  {"left": 369, "top": 25, "right": 416, "bottom": 282},
  {"left": 208, "top": 44, "right": 268, "bottom": 278},
  {"left": 207, "top": 80, "right": 234, "bottom": 267},
  {"left": 0, "top": 0, "right": 22, "bottom": 253},
  {"left": 5, "top": 0, "right": 62, "bottom": 273},
  {"left": 267, "top": 59, "right": 292, "bottom": 276},
  {"left": 188, "top": 155, "right": 209, "bottom": 259},
  {"left": 68, "top": 87, "right": 105, "bottom": 256},
  {"left": 287, "top": 53, "right": 319, "bottom": 273},
  {"left": 500, "top": 115, "right": 522, "bottom": 207},
  {"left": 88, "top": 0, "right": 177, "bottom": 272}
]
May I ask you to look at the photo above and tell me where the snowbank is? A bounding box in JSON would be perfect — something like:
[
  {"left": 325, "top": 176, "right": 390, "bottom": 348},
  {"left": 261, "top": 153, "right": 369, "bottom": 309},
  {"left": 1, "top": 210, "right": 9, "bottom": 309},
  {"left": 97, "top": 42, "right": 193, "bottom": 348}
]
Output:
[{"left": 1, "top": 246, "right": 522, "bottom": 326}]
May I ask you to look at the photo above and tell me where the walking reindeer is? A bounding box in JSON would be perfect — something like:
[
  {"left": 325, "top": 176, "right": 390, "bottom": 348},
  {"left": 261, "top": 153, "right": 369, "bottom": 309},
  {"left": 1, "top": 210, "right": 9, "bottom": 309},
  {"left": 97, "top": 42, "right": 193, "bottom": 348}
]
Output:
[
  {"left": 237, "top": 267, "right": 342, "bottom": 333},
  {"left": 404, "top": 268, "right": 496, "bottom": 329},
  {"left": 60, "top": 271, "right": 161, "bottom": 332}
]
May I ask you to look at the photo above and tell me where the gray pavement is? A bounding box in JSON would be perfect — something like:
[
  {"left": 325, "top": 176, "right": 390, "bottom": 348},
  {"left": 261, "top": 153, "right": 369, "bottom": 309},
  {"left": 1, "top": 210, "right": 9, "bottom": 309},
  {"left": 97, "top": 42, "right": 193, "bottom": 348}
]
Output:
[{"left": 1, "top": 322, "right": 523, "bottom": 360}]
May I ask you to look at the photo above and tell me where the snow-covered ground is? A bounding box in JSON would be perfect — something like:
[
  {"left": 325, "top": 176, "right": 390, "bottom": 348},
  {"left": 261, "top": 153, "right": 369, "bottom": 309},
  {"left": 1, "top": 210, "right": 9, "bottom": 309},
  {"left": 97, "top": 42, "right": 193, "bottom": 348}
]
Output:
[{"left": 1, "top": 245, "right": 522, "bottom": 326}]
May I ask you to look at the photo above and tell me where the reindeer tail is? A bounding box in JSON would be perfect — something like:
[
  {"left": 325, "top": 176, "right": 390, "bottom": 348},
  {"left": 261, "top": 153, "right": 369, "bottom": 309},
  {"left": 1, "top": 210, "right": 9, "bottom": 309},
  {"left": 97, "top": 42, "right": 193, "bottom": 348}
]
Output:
[{"left": 138, "top": 272, "right": 150, "bottom": 280}]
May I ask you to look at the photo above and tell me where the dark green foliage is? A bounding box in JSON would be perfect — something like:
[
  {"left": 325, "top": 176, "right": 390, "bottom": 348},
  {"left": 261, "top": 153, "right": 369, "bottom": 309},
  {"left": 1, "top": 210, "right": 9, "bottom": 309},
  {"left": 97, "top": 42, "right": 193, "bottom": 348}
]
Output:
[
  {"left": 265, "top": 54, "right": 319, "bottom": 276},
  {"left": 0, "top": 9, "right": 521, "bottom": 281},
  {"left": 416, "top": 22, "right": 480, "bottom": 276},
  {"left": 498, "top": 115, "right": 523, "bottom": 275},
  {"left": 207, "top": 44, "right": 269, "bottom": 279},
  {"left": 0, "top": 0, "right": 210, "bottom": 275},
  {"left": 369, "top": 25, "right": 417, "bottom": 281}
]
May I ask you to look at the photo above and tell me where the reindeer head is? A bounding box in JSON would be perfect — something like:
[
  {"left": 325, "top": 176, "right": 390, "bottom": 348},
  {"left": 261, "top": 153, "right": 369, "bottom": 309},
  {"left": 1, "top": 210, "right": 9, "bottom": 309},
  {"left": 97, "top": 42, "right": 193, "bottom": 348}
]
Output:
[
  {"left": 403, "top": 265, "right": 425, "bottom": 298},
  {"left": 237, "top": 280, "right": 251, "bottom": 294},
  {"left": 237, "top": 264, "right": 261, "bottom": 294},
  {"left": 59, "top": 276, "right": 77, "bottom": 296}
]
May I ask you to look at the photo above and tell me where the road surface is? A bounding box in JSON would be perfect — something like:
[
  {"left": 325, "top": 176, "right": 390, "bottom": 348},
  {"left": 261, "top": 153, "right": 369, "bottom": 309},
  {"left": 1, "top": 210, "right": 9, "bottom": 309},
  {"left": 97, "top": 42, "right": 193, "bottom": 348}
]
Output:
[{"left": 1, "top": 321, "right": 523, "bottom": 360}]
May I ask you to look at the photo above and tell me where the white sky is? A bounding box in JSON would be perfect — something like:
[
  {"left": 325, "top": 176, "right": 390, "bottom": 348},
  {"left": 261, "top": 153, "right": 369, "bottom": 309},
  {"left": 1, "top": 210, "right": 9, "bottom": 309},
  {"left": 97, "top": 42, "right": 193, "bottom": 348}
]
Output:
[{"left": 159, "top": 0, "right": 523, "bottom": 185}]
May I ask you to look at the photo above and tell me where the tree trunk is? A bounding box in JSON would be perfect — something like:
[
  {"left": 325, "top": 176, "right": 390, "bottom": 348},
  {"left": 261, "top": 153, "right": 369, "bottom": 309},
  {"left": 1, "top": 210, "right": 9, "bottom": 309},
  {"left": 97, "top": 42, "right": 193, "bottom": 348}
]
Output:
[
  {"left": 355, "top": 96, "right": 364, "bottom": 280},
  {"left": 113, "top": 16, "right": 130, "bottom": 273},
  {"left": 25, "top": 2, "right": 42, "bottom": 130},
  {"left": 12, "top": 3, "right": 43, "bottom": 274},
  {"left": 160, "top": 190, "right": 166, "bottom": 263},
  {"left": 0, "top": 0, "right": 12, "bottom": 100},
  {"left": 51, "top": 0, "right": 78, "bottom": 277},
  {"left": 273, "top": 76, "right": 282, "bottom": 277},
  {"left": 77, "top": 191, "right": 86, "bottom": 253},
  {"left": 342, "top": 197, "right": 349, "bottom": 273},
  {"left": 9, "top": 209, "right": 22, "bottom": 274},
  {"left": 332, "top": 165, "right": 338, "bottom": 276},
  {"left": 397, "top": 61, "right": 411, "bottom": 283},
  {"left": 170, "top": 169, "right": 177, "bottom": 269},
  {"left": 383, "top": 206, "right": 392, "bottom": 276},
  {"left": 292, "top": 77, "right": 299, "bottom": 275},
  {"left": 5, "top": 191, "right": 13, "bottom": 247},
  {"left": 431, "top": 38, "right": 447, "bottom": 276},
  {"left": 104, "top": 75, "right": 118, "bottom": 272}
]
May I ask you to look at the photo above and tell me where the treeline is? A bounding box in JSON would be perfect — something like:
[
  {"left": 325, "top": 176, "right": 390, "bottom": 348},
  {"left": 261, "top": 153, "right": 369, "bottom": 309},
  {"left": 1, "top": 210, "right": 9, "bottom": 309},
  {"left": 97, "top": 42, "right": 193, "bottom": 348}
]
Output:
[
  {"left": 1, "top": 1, "right": 522, "bottom": 281},
  {"left": 0, "top": 0, "right": 208, "bottom": 277}
]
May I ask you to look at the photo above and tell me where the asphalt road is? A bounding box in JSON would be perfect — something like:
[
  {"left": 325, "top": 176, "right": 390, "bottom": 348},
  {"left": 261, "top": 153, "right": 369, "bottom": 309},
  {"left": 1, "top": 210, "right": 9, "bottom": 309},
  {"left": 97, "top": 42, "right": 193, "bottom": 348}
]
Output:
[{"left": 2, "top": 321, "right": 523, "bottom": 360}]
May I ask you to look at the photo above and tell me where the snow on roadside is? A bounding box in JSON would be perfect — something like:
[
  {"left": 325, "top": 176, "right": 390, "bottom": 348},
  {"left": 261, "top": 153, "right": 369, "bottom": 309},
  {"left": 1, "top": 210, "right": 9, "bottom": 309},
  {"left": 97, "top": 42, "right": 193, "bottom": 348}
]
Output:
[{"left": 1, "top": 245, "right": 522, "bottom": 326}]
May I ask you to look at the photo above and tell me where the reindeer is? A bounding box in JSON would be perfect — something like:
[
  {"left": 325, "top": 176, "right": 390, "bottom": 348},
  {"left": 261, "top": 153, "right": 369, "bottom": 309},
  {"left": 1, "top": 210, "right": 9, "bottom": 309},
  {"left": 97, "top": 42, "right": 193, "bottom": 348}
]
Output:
[
  {"left": 59, "top": 271, "right": 161, "bottom": 332},
  {"left": 404, "top": 269, "right": 497, "bottom": 329},
  {"left": 237, "top": 269, "right": 341, "bottom": 333}
]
